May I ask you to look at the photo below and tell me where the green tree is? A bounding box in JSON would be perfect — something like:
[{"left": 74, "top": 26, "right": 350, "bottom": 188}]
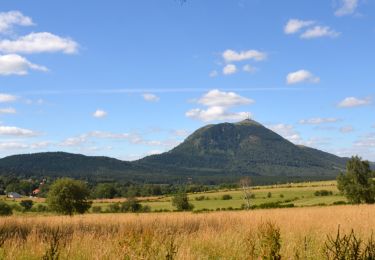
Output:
[
  {"left": 0, "top": 201, "right": 12, "bottom": 216},
  {"left": 94, "top": 183, "right": 118, "bottom": 199},
  {"left": 46, "top": 178, "right": 92, "bottom": 215},
  {"left": 172, "top": 192, "right": 194, "bottom": 211},
  {"left": 20, "top": 200, "right": 34, "bottom": 211},
  {"left": 337, "top": 156, "right": 375, "bottom": 204},
  {"left": 121, "top": 197, "right": 142, "bottom": 212}
]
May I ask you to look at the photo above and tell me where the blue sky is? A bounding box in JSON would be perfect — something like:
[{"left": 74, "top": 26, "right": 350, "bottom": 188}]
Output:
[{"left": 0, "top": 0, "right": 374, "bottom": 160}]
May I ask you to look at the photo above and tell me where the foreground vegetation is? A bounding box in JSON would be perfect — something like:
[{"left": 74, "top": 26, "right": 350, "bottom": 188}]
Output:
[{"left": 0, "top": 205, "right": 374, "bottom": 259}]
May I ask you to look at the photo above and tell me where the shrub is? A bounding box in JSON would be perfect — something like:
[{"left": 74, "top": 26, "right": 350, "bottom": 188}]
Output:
[
  {"left": 172, "top": 192, "right": 194, "bottom": 211},
  {"left": 333, "top": 201, "right": 347, "bottom": 205},
  {"left": 279, "top": 194, "right": 284, "bottom": 198},
  {"left": 314, "top": 190, "right": 333, "bottom": 196},
  {"left": 195, "top": 195, "right": 206, "bottom": 201},
  {"left": 33, "top": 204, "right": 49, "bottom": 212},
  {"left": 0, "top": 201, "right": 12, "bottom": 216},
  {"left": 47, "top": 178, "right": 92, "bottom": 215},
  {"left": 222, "top": 194, "right": 233, "bottom": 200},
  {"left": 91, "top": 206, "right": 102, "bottom": 213},
  {"left": 107, "top": 203, "right": 120, "bottom": 213},
  {"left": 267, "top": 192, "right": 272, "bottom": 198},
  {"left": 20, "top": 200, "right": 34, "bottom": 211}
]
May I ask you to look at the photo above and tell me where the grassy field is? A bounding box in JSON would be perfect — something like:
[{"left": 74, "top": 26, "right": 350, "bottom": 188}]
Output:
[
  {"left": 2, "top": 180, "right": 347, "bottom": 213},
  {"left": 1, "top": 205, "right": 375, "bottom": 259}
]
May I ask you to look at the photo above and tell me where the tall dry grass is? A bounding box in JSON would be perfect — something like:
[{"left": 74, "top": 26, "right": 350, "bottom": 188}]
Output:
[{"left": 0, "top": 205, "right": 374, "bottom": 259}]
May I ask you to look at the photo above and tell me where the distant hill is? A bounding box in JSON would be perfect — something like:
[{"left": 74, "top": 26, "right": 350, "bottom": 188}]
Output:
[
  {"left": 0, "top": 119, "right": 350, "bottom": 184},
  {"left": 137, "top": 119, "right": 347, "bottom": 178}
]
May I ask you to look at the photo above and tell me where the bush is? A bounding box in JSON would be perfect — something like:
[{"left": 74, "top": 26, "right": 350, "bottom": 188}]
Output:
[
  {"left": 333, "top": 201, "right": 347, "bottom": 205},
  {"left": 314, "top": 190, "right": 333, "bottom": 196},
  {"left": 20, "top": 200, "right": 33, "bottom": 211},
  {"left": 33, "top": 204, "right": 48, "bottom": 212},
  {"left": 222, "top": 194, "right": 233, "bottom": 200},
  {"left": 279, "top": 194, "right": 284, "bottom": 198},
  {"left": 0, "top": 201, "right": 12, "bottom": 216},
  {"left": 91, "top": 206, "right": 102, "bottom": 213},
  {"left": 267, "top": 192, "right": 272, "bottom": 198},
  {"left": 47, "top": 178, "right": 92, "bottom": 215},
  {"left": 258, "top": 222, "right": 282, "bottom": 260},
  {"left": 172, "top": 192, "right": 194, "bottom": 211},
  {"left": 120, "top": 198, "right": 142, "bottom": 212},
  {"left": 107, "top": 203, "right": 120, "bottom": 213},
  {"left": 195, "top": 195, "right": 206, "bottom": 201}
]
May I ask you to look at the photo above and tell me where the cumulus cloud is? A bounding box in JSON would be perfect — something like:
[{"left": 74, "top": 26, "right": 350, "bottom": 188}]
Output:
[
  {"left": 0, "top": 11, "right": 34, "bottom": 33},
  {"left": 142, "top": 93, "right": 160, "bottom": 102},
  {"left": 0, "top": 107, "right": 16, "bottom": 114},
  {"left": 186, "top": 89, "right": 254, "bottom": 122},
  {"left": 300, "top": 26, "right": 340, "bottom": 39},
  {"left": 222, "top": 49, "right": 267, "bottom": 62},
  {"left": 0, "top": 93, "right": 17, "bottom": 103},
  {"left": 0, "top": 125, "right": 38, "bottom": 136},
  {"left": 286, "top": 70, "right": 320, "bottom": 84},
  {"left": 284, "top": 19, "right": 315, "bottom": 34},
  {"left": 0, "top": 54, "right": 48, "bottom": 75},
  {"left": 335, "top": 0, "right": 359, "bottom": 16},
  {"left": 0, "top": 32, "right": 78, "bottom": 54},
  {"left": 223, "top": 64, "right": 237, "bottom": 75},
  {"left": 93, "top": 109, "right": 107, "bottom": 118},
  {"left": 268, "top": 124, "right": 302, "bottom": 143},
  {"left": 337, "top": 97, "right": 372, "bottom": 108},
  {"left": 196, "top": 89, "right": 254, "bottom": 107},
  {"left": 299, "top": 117, "right": 339, "bottom": 125}
]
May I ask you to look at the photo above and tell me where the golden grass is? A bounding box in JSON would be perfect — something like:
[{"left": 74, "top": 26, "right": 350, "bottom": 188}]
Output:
[{"left": 1, "top": 204, "right": 375, "bottom": 259}]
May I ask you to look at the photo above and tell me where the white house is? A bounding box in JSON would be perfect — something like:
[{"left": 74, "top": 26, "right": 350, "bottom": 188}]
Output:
[{"left": 7, "top": 192, "right": 22, "bottom": 199}]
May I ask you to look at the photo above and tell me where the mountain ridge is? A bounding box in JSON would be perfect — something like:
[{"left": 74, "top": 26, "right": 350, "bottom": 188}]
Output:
[{"left": 0, "top": 119, "right": 354, "bottom": 184}]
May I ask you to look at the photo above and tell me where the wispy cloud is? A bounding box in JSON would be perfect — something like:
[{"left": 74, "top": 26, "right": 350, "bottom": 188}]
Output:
[{"left": 335, "top": 0, "right": 359, "bottom": 16}]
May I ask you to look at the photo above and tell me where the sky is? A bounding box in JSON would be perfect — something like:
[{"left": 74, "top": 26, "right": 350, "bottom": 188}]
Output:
[{"left": 0, "top": 0, "right": 374, "bottom": 161}]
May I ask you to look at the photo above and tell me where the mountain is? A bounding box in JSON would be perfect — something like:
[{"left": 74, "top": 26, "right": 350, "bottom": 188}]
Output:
[
  {"left": 0, "top": 119, "right": 350, "bottom": 184},
  {"left": 136, "top": 119, "right": 347, "bottom": 179}
]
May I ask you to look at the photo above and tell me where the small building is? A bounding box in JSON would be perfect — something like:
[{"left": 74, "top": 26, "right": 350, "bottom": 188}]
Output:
[
  {"left": 7, "top": 192, "right": 22, "bottom": 199},
  {"left": 32, "top": 188, "right": 40, "bottom": 196}
]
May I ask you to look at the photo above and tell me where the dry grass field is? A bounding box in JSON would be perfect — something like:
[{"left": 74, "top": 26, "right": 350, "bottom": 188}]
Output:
[{"left": 1, "top": 204, "right": 375, "bottom": 259}]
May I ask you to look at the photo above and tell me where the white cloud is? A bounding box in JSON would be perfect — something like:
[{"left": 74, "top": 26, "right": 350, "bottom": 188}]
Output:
[
  {"left": 186, "top": 107, "right": 251, "bottom": 122},
  {"left": 299, "top": 117, "right": 339, "bottom": 125},
  {"left": 196, "top": 89, "right": 254, "bottom": 107},
  {"left": 268, "top": 124, "right": 302, "bottom": 143},
  {"left": 0, "top": 125, "right": 38, "bottom": 136},
  {"left": 0, "top": 32, "right": 78, "bottom": 54},
  {"left": 93, "top": 109, "right": 107, "bottom": 118},
  {"left": 142, "top": 93, "right": 160, "bottom": 102},
  {"left": 284, "top": 19, "right": 315, "bottom": 34},
  {"left": 243, "top": 64, "right": 257, "bottom": 73},
  {"left": 209, "top": 70, "right": 218, "bottom": 78},
  {"left": 222, "top": 49, "right": 267, "bottom": 62},
  {"left": 301, "top": 26, "right": 340, "bottom": 39},
  {"left": 223, "top": 64, "right": 237, "bottom": 75},
  {"left": 0, "top": 11, "right": 34, "bottom": 33},
  {"left": 186, "top": 89, "right": 253, "bottom": 122},
  {"left": 340, "top": 126, "right": 354, "bottom": 133},
  {"left": 335, "top": 0, "right": 359, "bottom": 16},
  {"left": 286, "top": 70, "right": 320, "bottom": 84},
  {"left": 0, "top": 54, "right": 48, "bottom": 75},
  {"left": 355, "top": 133, "right": 375, "bottom": 148},
  {"left": 0, "top": 93, "right": 17, "bottom": 103},
  {"left": 0, "top": 107, "right": 16, "bottom": 114},
  {"left": 0, "top": 141, "right": 49, "bottom": 150},
  {"left": 337, "top": 97, "right": 372, "bottom": 108}
]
